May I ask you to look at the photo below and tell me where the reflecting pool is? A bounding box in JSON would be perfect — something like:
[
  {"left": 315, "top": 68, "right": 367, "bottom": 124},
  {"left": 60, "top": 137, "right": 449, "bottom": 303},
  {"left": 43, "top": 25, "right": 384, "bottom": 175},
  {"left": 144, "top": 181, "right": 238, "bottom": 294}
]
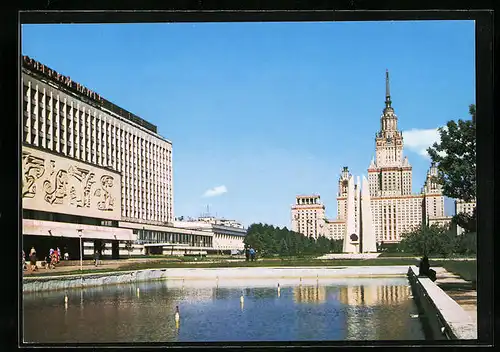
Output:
[{"left": 23, "top": 277, "right": 426, "bottom": 343}]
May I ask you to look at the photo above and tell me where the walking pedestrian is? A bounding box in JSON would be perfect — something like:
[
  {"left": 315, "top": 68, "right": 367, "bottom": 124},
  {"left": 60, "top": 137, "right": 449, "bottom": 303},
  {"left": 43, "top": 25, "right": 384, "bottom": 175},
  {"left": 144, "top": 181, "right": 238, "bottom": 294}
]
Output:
[
  {"left": 249, "top": 247, "right": 256, "bottom": 262},
  {"left": 29, "top": 247, "right": 37, "bottom": 272},
  {"left": 57, "top": 247, "right": 61, "bottom": 263},
  {"left": 94, "top": 250, "right": 100, "bottom": 267},
  {"left": 22, "top": 250, "right": 26, "bottom": 271},
  {"left": 50, "top": 252, "right": 58, "bottom": 269}
]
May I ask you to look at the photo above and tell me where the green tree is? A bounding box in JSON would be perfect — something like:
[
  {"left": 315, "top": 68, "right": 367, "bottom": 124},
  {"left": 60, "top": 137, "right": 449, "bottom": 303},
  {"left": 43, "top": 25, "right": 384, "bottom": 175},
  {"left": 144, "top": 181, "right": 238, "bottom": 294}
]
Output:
[
  {"left": 436, "top": 229, "right": 459, "bottom": 258},
  {"left": 427, "top": 104, "right": 476, "bottom": 233},
  {"left": 329, "top": 239, "right": 343, "bottom": 253},
  {"left": 399, "top": 224, "right": 450, "bottom": 257},
  {"left": 244, "top": 223, "right": 336, "bottom": 258},
  {"left": 316, "top": 236, "right": 331, "bottom": 255},
  {"left": 456, "top": 232, "right": 477, "bottom": 256}
]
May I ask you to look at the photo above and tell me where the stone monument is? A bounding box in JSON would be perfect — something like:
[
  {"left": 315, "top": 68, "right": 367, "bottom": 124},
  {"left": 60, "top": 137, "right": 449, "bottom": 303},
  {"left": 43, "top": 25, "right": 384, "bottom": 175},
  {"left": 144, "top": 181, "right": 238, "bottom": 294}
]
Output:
[
  {"left": 343, "top": 175, "right": 360, "bottom": 253},
  {"left": 342, "top": 174, "right": 378, "bottom": 254}
]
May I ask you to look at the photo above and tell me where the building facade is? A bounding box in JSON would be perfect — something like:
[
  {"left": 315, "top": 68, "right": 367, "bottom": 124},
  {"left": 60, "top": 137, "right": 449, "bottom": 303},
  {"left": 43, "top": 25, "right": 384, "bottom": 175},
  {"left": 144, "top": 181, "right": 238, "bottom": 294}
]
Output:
[
  {"left": 173, "top": 217, "right": 246, "bottom": 254},
  {"left": 291, "top": 195, "right": 326, "bottom": 239},
  {"left": 21, "top": 55, "right": 218, "bottom": 259},
  {"left": 22, "top": 56, "right": 174, "bottom": 224},
  {"left": 291, "top": 70, "right": 451, "bottom": 244},
  {"left": 454, "top": 199, "right": 476, "bottom": 235}
]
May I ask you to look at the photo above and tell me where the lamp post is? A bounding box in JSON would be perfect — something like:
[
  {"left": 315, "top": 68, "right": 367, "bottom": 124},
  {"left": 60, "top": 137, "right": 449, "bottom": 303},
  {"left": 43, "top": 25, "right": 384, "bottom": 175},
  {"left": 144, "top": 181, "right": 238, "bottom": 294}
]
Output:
[
  {"left": 77, "top": 229, "right": 83, "bottom": 271},
  {"left": 200, "top": 240, "right": 203, "bottom": 260}
]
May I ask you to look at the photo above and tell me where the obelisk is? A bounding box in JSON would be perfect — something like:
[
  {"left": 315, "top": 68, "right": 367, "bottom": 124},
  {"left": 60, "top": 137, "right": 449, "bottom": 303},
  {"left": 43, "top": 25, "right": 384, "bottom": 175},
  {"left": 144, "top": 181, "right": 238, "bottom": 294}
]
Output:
[
  {"left": 343, "top": 175, "right": 359, "bottom": 253},
  {"left": 361, "top": 175, "right": 377, "bottom": 253}
]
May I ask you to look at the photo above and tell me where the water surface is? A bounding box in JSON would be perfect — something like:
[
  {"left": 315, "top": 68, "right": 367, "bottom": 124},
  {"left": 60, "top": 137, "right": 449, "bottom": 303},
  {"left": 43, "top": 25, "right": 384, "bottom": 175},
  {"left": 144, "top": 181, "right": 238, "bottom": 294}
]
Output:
[{"left": 23, "top": 277, "right": 425, "bottom": 342}]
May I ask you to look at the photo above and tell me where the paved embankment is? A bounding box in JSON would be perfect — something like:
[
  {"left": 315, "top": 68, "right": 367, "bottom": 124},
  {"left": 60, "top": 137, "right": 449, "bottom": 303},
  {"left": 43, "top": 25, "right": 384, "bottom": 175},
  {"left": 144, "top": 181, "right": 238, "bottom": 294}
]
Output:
[
  {"left": 433, "top": 267, "right": 477, "bottom": 325},
  {"left": 23, "top": 266, "right": 410, "bottom": 293},
  {"left": 407, "top": 266, "right": 476, "bottom": 340}
]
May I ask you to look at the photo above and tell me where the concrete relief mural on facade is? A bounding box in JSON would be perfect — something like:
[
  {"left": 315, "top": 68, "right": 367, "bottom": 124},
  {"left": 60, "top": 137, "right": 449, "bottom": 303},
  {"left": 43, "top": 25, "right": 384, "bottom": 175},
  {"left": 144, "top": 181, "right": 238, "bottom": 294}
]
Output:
[
  {"left": 22, "top": 151, "right": 46, "bottom": 198},
  {"left": 22, "top": 146, "right": 121, "bottom": 220},
  {"left": 94, "top": 175, "right": 115, "bottom": 211},
  {"left": 67, "top": 166, "right": 96, "bottom": 208},
  {"left": 43, "top": 169, "right": 70, "bottom": 204}
]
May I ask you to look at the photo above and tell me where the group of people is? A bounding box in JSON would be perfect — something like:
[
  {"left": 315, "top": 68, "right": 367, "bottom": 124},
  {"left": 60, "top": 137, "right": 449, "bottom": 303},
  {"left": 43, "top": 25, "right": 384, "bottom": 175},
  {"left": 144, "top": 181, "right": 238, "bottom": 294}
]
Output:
[
  {"left": 22, "top": 247, "right": 38, "bottom": 272},
  {"left": 22, "top": 246, "right": 70, "bottom": 272},
  {"left": 244, "top": 246, "right": 257, "bottom": 262},
  {"left": 45, "top": 247, "right": 62, "bottom": 270}
]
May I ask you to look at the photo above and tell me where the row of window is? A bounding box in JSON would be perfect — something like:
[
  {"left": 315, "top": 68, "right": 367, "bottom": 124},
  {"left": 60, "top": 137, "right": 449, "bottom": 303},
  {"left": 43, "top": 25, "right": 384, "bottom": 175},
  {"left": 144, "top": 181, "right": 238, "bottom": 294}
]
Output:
[
  {"left": 136, "top": 230, "right": 211, "bottom": 245},
  {"left": 24, "top": 84, "right": 173, "bottom": 224},
  {"left": 24, "top": 122, "right": 171, "bottom": 165},
  {"left": 24, "top": 87, "right": 170, "bottom": 159}
]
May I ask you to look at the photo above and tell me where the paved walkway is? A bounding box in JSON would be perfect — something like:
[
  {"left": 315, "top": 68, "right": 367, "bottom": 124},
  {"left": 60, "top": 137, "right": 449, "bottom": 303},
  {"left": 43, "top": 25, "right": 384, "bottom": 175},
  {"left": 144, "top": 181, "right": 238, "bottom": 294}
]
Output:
[
  {"left": 433, "top": 267, "right": 477, "bottom": 324},
  {"left": 22, "top": 257, "right": 248, "bottom": 276},
  {"left": 23, "top": 262, "right": 123, "bottom": 275},
  {"left": 22, "top": 258, "right": 160, "bottom": 275}
]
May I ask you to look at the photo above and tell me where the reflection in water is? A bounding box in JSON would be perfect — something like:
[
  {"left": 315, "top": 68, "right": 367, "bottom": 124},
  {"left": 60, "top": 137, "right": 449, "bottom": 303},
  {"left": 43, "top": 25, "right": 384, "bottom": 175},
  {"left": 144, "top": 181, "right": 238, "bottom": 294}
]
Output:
[
  {"left": 337, "top": 284, "right": 416, "bottom": 340},
  {"left": 23, "top": 279, "right": 425, "bottom": 343},
  {"left": 293, "top": 285, "right": 326, "bottom": 304}
]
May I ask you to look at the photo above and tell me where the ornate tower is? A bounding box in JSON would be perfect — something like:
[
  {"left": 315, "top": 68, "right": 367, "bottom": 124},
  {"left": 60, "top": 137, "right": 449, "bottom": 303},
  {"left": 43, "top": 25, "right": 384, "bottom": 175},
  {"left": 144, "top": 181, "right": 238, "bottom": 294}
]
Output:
[
  {"left": 369, "top": 70, "right": 412, "bottom": 197},
  {"left": 337, "top": 166, "right": 350, "bottom": 220},
  {"left": 375, "top": 70, "right": 404, "bottom": 168}
]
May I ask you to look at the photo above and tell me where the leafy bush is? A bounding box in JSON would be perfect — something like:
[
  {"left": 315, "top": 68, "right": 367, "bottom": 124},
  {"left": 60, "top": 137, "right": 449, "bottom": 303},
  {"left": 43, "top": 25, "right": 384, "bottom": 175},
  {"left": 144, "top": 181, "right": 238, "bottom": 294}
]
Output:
[
  {"left": 455, "top": 232, "right": 477, "bottom": 256},
  {"left": 399, "top": 223, "right": 455, "bottom": 256}
]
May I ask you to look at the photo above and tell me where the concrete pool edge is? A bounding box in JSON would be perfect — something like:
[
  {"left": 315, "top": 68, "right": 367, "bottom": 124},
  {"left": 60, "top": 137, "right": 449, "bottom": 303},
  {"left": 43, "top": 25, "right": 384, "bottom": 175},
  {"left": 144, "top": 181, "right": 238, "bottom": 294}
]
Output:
[
  {"left": 407, "top": 266, "right": 477, "bottom": 340},
  {"left": 22, "top": 266, "right": 410, "bottom": 293}
]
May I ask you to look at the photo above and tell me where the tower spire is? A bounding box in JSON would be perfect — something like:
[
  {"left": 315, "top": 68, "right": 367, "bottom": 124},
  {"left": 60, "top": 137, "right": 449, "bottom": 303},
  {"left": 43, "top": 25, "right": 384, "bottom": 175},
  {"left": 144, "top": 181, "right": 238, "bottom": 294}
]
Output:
[{"left": 385, "top": 69, "right": 392, "bottom": 108}]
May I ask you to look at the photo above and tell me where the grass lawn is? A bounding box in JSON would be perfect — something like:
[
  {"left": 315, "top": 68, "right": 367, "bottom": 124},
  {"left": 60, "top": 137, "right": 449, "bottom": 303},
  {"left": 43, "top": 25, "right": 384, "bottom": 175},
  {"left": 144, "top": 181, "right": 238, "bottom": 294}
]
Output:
[
  {"left": 25, "top": 257, "right": 421, "bottom": 278},
  {"left": 378, "top": 252, "right": 416, "bottom": 257},
  {"left": 378, "top": 252, "right": 476, "bottom": 259},
  {"left": 436, "top": 260, "right": 477, "bottom": 282}
]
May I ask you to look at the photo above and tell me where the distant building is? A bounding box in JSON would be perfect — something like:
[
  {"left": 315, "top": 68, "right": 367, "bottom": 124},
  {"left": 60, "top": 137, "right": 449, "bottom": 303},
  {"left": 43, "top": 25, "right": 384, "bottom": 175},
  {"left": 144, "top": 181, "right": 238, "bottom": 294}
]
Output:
[
  {"left": 454, "top": 199, "right": 476, "bottom": 235},
  {"left": 196, "top": 216, "right": 244, "bottom": 229},
  {"left": 291, "top": 195, "right": 326, "bottom": 239},
  {"left": 291, "top": 70, "right": 452, "bottom": 244},
  {"left": 173, "top": 217, "right": 246, "bottom": 254},
  {"left": 428, "top": 216, "right": 454, "bottom": 229}
]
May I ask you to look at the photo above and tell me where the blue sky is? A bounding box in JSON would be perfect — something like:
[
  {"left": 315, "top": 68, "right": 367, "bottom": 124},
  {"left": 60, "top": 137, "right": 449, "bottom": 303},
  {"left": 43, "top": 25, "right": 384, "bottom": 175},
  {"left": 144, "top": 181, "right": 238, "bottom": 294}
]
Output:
[{"left": 22, "top": 21, "right": 475, "bottom": 228}]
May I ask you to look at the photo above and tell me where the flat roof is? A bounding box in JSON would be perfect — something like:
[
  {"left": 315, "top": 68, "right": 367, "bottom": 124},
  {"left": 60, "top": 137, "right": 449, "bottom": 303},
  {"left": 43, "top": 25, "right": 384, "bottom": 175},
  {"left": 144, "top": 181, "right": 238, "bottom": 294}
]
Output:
[{"left": 22, "top": 55, "right": 163, "bottom": 137}]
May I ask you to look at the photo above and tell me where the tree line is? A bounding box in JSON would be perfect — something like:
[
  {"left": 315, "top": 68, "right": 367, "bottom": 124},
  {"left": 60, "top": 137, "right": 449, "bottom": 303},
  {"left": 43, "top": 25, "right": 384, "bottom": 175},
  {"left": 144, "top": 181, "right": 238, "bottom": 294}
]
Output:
[{"left": 243, "top": 223, "right": 343, "bottom": 257}]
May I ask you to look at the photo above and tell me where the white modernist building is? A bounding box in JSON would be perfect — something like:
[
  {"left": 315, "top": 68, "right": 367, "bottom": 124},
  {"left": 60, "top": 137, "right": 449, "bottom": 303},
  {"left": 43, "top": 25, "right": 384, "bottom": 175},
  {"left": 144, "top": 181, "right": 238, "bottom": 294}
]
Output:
[
  {"left": 291, "top": 70, "right": 452, "bottom": 246},
  {"left": 173, "top": 217, "right": 246, "bottom": 254}
]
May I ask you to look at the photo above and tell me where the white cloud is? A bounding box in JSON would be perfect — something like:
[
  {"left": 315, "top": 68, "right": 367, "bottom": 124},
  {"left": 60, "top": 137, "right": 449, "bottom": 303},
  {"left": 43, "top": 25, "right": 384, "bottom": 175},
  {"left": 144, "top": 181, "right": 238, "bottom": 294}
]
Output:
[
  {"left": 402, "top": 128, "right": 444, "bottom": 159},
  {"left": 203, "top": 185, "right": 228, "bottom": 198}
]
